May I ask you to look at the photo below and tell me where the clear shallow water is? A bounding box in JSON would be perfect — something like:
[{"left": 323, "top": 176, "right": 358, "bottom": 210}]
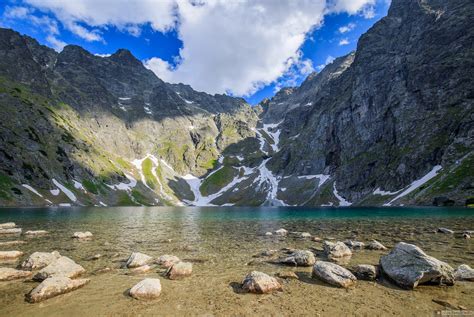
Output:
[{"left": 0, "top": 206, "right": 473, "bottom": 316}]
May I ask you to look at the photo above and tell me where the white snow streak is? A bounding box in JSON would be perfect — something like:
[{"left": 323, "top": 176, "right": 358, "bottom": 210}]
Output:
[
  {"left": 106, "top": 173, "right": 137, "bottom": 191},
  {"left": 373, "top": 187, "right": 402, "bottom": 196},
  {"left": 385, "top": 165, "right": 442, "bottom": 206},
  {"left": 52, "top": 179, "right": 77, "bottom": 202},
  {"left": 333, "top": 182, "right": 352, "bottom": 206},
  {"left": 22, "top": 184, "right": 43, "bottom": 197}
]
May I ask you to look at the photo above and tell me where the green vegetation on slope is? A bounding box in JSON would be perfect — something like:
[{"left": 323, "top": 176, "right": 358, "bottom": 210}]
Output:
[{"left": 200, "top": 165, "right": 237, "bottom": 196}]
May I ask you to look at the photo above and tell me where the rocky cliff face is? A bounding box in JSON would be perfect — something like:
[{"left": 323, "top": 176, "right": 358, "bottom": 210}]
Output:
[{"left": 0, "top": 0, "right": 472, "bottom": 207}]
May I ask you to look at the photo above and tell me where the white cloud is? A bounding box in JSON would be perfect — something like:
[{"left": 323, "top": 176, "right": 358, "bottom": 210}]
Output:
[
  {"left": 20, "top": 0, "right": 376, "bottom": 96},
  {"left": 46, "top": 35, "right": 67, "bottom": 51},
  {"left": 339, "top": 38, "right": 350, "bottom": 45},
  {"left": 338, "top": 22, "right": 355, "bottom": 34},
  {"left": 316, "top": 55, "right": 335, "bottom": 71}
]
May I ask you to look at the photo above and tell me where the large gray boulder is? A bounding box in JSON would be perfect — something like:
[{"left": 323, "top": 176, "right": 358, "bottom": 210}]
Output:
[
  {"left": 26, "top": 276, "right": 90, "bottom": 303},
  {"left": 277, "top": 250, "right": 316, "bottom": 267},
  {"left": 126, "top": 252, "right": 153, "bottom": 268},
  {"left": 242, "top": 271, "right": 282, "bottom": 294},
  {"left": 312, "top": 261, "right": 357, "bottom": 288},
  {"left": 21, "top": 251, "right": 61, "bottom": 270},
  {"left": 380, "top": 242, "right": 455, "bottom": 289},
  {"left": 33, "top": 256, "right": 86, "bottom": 281},
  {"left": 129, "top": 278, "right": 162, "bottom": 300}
]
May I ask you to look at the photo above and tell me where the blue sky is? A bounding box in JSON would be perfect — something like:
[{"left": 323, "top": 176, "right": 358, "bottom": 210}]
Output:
[{"left": 0, "top": 1, "right": 390, "bottom": 105}]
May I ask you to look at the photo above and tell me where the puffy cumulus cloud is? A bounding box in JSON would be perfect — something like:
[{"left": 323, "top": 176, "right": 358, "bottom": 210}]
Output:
[
  {"left": 24, "top": 0, "right": 178, "bottom": 41},
  {"left": 21, "top": 0, "right": 376, "bottom": 96}
]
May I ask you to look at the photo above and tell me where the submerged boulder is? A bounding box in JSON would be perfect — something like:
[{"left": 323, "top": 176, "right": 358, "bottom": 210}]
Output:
[
  {"left": 0, "top": 268, "right": 32, "bottom": 281},
  {"left": 323, "top": 241, "right": 352, "bottom": 258},
  {"left": 33, "top": 256, "right": 85, "bottom": 281},
  {"left": 129, "top": 265, "right": 153, "bottom": 275},
  {"left": 0, "top": 222, "right": 16, "bottom": 229},
  {"left": 0, "top": 251, "right": 23, "bottom": 260},
  {"left": 0, "top": 228, "right": 22, "bottom": 235},
  {"left": 275, "top": 228, "right": 288, "bottom": 236},
  {"left": 312, "top": 261, "right": 357, "bottom": 288},
  {"left": 454, "top": 264, "right": 474, "bottom": 281},
  {"left": 26, "top": 276, "right": 89, "bottom": 303},
  {"left": 277, "top": 250, "right": 316, "bottom": 267},
  {"left": 129, "top": 278, "right": 162, "bottom": 300},
  {"left": 437, "top": 228, "right": 454, "bottom": 234},
  {"left": 72, "top": 232, "right": 93, "bottom": 240},
  {"left": 0, "top": 240, "right": 26, "bottom": 246},
  {"left": 25, "top": 230, "right": 48, "bottom": 236},
  {"left": 126, "top": 252, "right": 153, "bottom": 268},
  {"left": 343, "top": 240, "right": 365, "bottom": 250},
  {"left": 242, "top": 271, "right": 282, "bottom": 294},
  {"left": 350, "top": 264, "right": 377, "bottom": 281},
  {"left": 366, "top": 240, "right": 387, "bottom": 250},
  {"left": 156, "top": 255, "right": 180, "bottom": 268},
  {"left": 380, "top": 242, "right": 454, "bottom": 289},
  {"left": 21, "top": 251, "right": 61, "bottom": 270},
  {"left": 165, "top": 262, "right": 192, "bottom": 280}
]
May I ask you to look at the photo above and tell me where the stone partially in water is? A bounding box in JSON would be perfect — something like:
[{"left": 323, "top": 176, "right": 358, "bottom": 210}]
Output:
[
  {"left": 129, "top": 265, "right": 153, "bottom": 275},
  {"left": 300, "top": 232, "right": 311, "bottom": 239},
  {"left": 33, "top": 256, "right": 86, "bottom": 281},
  {"left": 277, "top": 250, "right": 316, "bottom": 267},
  {"left": 0, "top": 251, "right": 23, "bottom": 260},
  {"left": 265, "top": 232, "right": 273, "bottom": 236},
  {"left": 129, "top": 278, "right": 162, "bottom": 300},
  {"left": 323, "top": 241, "right": 352, "bottom": 258},
  {"left": 242, "top": 271, "right": 282, "bottom": 294},
  {"left": 275, "top": 229, "right": 288, "bottom": 236},
  {"left": 0, "top": 222, "right": 16, "bottom": 229},
  {"left": 126, "top": 252, "right": 153, "bottom": 268},
  {"left": 21, "top": 251, "right": 61, "bottom": 270},
  {"left": 0, "top": 268, "right": 32, "bottom": 281},
  {"left": 165, "top": 262, "right": 192, "bottom": 280},
  {"left": 454, "top": 264, "right": 474, "bottom": 281},
  {"left": 351, "top": 264, "right": 377, "bottom": 281},
  {"left": 366, "top": 240, "right": 387, "bottom": 250},
  {"left": 380, "top": 242, "right": 454, "bottom": 289},
  {"left": 156, "top": 255, "right": 181, "bottom": 268},
  {"left": 343, "top": 240, "right": 365, "bottom": 250},
  {"left": 25, "top": 230, "right": 48, "bottom": 236},
  {"left": 0, "top": 240, "right": 26, "bottom": 246},
  {"left": 312, "top": 261, "right": 357, "bottom": 288},
  {"left": 0, "top": 228, "right": 22, "bottom": 235},
  {"left": 26, "top": 276, "right": 90, "bottom": 303},
  {"left": 72, "top": 232, "right": 93, "bottom": 240},
  {"left": 437, "top": 228, "right": 454, "bottom": 234}
]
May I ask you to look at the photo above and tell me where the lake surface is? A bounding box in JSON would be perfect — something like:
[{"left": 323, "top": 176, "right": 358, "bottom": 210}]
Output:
[{"left": 0, "top": 206, "right": 473, "bottom": 316}]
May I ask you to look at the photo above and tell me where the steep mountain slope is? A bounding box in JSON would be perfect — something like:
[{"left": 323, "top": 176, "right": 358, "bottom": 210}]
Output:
[
  {"left": 0, "top": 0, "right": 472, "bottom": 207},
  {"left": 260, "top": 0, "right": 474, "bottom": 206}
]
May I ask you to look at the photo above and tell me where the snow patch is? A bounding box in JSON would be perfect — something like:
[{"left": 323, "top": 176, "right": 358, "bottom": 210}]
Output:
[
  {"left": 58, "top": 203, "right": 71, "bottom": 207},
  {"left": 50, "top": 189, "right": 60, "bottom": 196},
  {"left": 99, "top": 201, "right": 107, "bottom": 207},
  {"left": 333, "top": 182, "right": 352, "bottom": 206},
  {"left": 52, "top": 179, "right": 77, "bottom": 202},
  {"left": 106, "top": 173, "right": 137, "bottom": 191},
  {"left": 385, "top": 165, "right": 442, "bottom": 206},
  {"left": 22, "top": 184, "right": 43, "bottom": 197},
  {"left": 73, "top": 180, "right": 86, "bottom": 192},
  {"left": 118, "top": 97, "right": 131, "bottom": 100},
  {"left": 298, "top": 174, "right": 331, "bottom": 186},
  {"left": 373, "top": 187, "right": 402, "bottom": 196},
  {"left": 144, "top": 106, "right": 152, "bottom": 115},
  {"left": 261, "top": 121, "right": 283, "bottom": 152}
]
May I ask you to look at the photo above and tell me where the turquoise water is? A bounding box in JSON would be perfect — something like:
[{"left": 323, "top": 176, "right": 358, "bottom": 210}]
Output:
[
  {"left": 0, "top": 207, "right": 473, "bottom": 316},
  {"left": 0, "top": 206, "right": 472, "bottom": 221}
]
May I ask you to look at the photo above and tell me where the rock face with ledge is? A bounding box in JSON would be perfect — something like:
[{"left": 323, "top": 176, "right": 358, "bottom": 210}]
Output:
[
  {"left": 242, "top": 271, "right": 282, "bottom": 294},
  {"left": 129, "top": 278, "right": 162, "bottom": 300},
  {"left": 21, "top": 251, "right": 61, "bottom": 270},
  {"left": 380, "top": 242, "right": 455, "bottom": 289},
  {"left": 312, "top": 261, "right": 357, "bottom": 288},
  {"left": 26, "top": 276, "right": 90, "bottom": 303}
]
